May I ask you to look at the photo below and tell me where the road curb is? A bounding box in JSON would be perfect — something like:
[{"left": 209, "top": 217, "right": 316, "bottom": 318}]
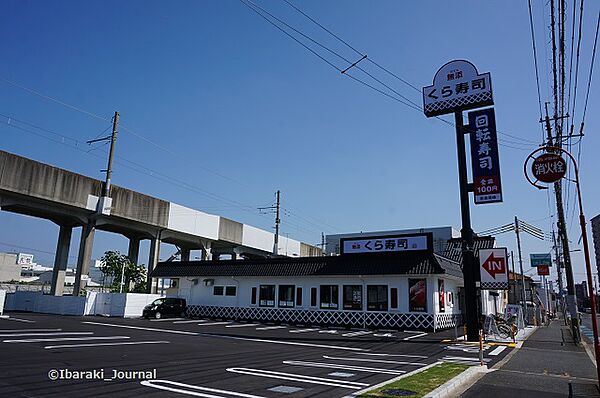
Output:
[{"left": 424, "top": 365, "right": 489, "bottom": 398}]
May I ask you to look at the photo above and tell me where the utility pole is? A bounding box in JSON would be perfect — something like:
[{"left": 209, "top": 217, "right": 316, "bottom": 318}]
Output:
[
  {"left": 543, "top": 105, "right": 580, "bottom": 342},
  {"left": 321, "top": 232, "right": 325, "bottom": 256},
  {"left": 553, "top": 230, "right": 564, "bottom": 301},
  {"left": 104, "top": 111, "right": 119, "bottom": 197},
  {"left": 275, "top": 190, "right": 280, "bottom": 255},
  {"left": 259, "top": 190, "right": 281, "bottom": 255},
  {"left": 515, "top": 217, "right": 528, "bottom": 321}
]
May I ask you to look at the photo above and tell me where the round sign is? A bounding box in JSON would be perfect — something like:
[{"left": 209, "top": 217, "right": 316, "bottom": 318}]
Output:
[{"left": 531, "top": 153, "right": 567, "bottom": 183}]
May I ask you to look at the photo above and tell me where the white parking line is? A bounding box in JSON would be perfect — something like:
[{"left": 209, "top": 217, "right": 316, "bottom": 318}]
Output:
[
  {"left": 4, "top": 336, "right": 130, "bottom": 343},
  {"left": 141, "top": 379, "right": 266, "bottom": 398},
  {"left": 289, "top": 328, "right": 319, "bottom": 333},
  {"left": 322, "top": 355, "right": 427, "bottom": 366},
  {"left": 198, "top": 333, "right": 366, "bottom": 351},
  {"left": 0, "top": 317, "right": 35, "bottom": 323},
  {"left": 488, "top": 346, "right": 507, "bottom": 356},
  {"left": 226, "top": 323, "right": 259, "bottom": 328},
  {"left": 173, "top": 319, "right": 210, "bottom": 324},
  {"left": 226, "top": 368, "right": 369, "bottom": 389},
  {"left": 0, "top": 332, "right": 94, "bottom": 337},
  {"left": 403, "top": 332, "right": 428, "bottom": 340},
  {"left": 45, "top": 341, "right": 170, "bottom": 349},
  {"left": 356, "top": 352, "right": 429, "bottom": 359},
  {"left": 196, "top": 322, "right": 232, "bottom": 327},
  {"left": 150, "top": 318, "right": 186, "bottom": 322},
  {"left": 0, "top": 329, "right": 62, "bottom": 333},
  {"left": 82, "top": 321, "right": 199, "bottom": 335},
  {"left": 342, "top": 331, "right": 373, "bottom": 338},
  {"left": 373, "top": 333, "right": 394, "bottom": 338},
  {"left": 255, "top": 326, "right": 286, "bottom": 331},
  {"left": 282, "top": 360, "right": 406, "bottom": 375},
  {"left": 318, "top": 330, "right": 339, "bottom": 334}
]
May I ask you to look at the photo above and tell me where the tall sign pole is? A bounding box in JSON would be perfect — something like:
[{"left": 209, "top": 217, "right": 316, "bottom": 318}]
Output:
[{"left": 423, "top": 60, "right": 498, "bottom": 342}]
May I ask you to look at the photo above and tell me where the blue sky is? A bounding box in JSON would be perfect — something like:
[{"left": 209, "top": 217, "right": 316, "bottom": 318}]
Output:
[{"left": 1, "top": 1, "right": 599, "bottom": 285}]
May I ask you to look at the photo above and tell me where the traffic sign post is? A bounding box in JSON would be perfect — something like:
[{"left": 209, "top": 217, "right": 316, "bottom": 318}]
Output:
[{"left": 423, "top": 60, "right": 498, "bottom": 342}]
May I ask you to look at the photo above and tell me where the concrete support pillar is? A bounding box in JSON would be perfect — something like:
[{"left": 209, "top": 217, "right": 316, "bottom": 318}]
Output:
[
  {"left": 180, "top": 248, "right": 191, "bottom": 262},
  {"left": 73, "top": 222, "right": 95, "bottom": 296},
  {"left": 50, "top": 225, "right": 73, "bottom": 296},
  {"left": 201, "top": 240, "right": 212, "bottom": 261},
  {"left": 232, "top": 248, "right": 243, "bottom": 260},
  {"left": 127, "top": 237, "right": 141, "bottom": 265},
  {"left": 146, "top": 236, "right": 161, "bottom": 294}
]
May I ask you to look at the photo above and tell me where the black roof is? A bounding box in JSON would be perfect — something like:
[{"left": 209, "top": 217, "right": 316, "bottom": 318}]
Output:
[
  {"left": 442, "top": 236, "right": 496, "bottom": 264},
  {"left": 150, "top": 252, "right": 463, "bottom": 279}
]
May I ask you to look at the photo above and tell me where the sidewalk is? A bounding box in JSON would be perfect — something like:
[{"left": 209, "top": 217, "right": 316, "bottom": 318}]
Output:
[{"left": 460, "top": 319, "right": 600, "bottom": 397}]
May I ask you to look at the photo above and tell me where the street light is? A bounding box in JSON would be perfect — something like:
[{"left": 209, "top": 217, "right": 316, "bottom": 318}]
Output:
[{"left": 525, "top": 146, "right": 600, "bottom": 388}]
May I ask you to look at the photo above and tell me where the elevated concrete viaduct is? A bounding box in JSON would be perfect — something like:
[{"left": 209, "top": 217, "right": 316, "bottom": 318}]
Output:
[{"left": 0, "top": 150, "right": 321, "bottom": 295}]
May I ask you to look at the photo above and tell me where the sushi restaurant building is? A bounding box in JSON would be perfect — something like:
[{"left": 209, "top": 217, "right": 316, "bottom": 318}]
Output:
[{"left": 150, "top": 232, "right": 464, "bottom": 331}]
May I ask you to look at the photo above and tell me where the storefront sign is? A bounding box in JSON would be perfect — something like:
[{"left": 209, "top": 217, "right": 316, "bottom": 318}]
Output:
[
  {"left": 479, "top": 248, "right": 508, "bottom": 289},
  {"left": 17, "top": 253, "right": 34, "bottom": 265},
  {"left": 530, "top": 253, "right": 552, "bottom": 268},
  {"left": 423, "top": 60, "right": 493, "bottom": 117},
  {"left": 537, "top": 265, "right": 550, "bottom": 276},
  {"left": 438, "top": 279, "right": 445, "bottom": 313},
  {"left": 532, "top": 153, "right": 566, "bottom": 183},
  {"left": 340, "top": 234, "right": 429, "bottom": 254},
  {"left": 409, "top": 278, "right": 427, "bottom": 312},
  {"left": 469, "top": 108, "right": 503, "bottom": 204}
]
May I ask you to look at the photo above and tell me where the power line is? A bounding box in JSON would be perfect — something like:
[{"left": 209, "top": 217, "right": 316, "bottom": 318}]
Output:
[
  {"left": 579, "top": 8, "right": 599, "bottom": 134},
  {"left": 528, "top": 0, "right": 546, "bottom": 141}
]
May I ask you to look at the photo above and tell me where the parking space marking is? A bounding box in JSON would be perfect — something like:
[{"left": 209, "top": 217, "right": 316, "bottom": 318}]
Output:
[
  {"left": 289, "top": 328, "right": 319, "bottom": 333},
  {"left": 199, "top": 333, "right": 366, "bottom": 351},
  {"left": 173, "top": 319, "right": 209, "bottom": 324},
  {"left": 45, "top": 341, "right": 170, "bottom": 349},
  {"left": 150, "top": 318, "right": 186, "bottom": 322},
  {"left": 226, "top": 323, "right": 259, "bottom": 328},
  {"left": 356, "top": 352, "right": 429, "bottom": 359},
  {"left": 342, "top": 331, "right": 372, "bottom": 338},
  {"left": 322, "top": 355, "right": 427, "bottom": 366},
  {"left": 226, "top": 368, "right": 369, "bottom": 389},
  {"left": 0, "top": 328, "right": 62, "bottom": 333},
  {"left": 441, "top": 356, "right": 491, "bottom": 365},
  {"left": 0, "top": 332, "right": 94, "bottom": 337},
  {"left": 403, "top": 332, "right": 428, "bottom": 340},
  {"left": 196, "top": 322, "right": 233, "bottom": 327},
  {"left": 373, "top": 333, "right": 394, "bottom": 338},
  {"left": 255, "top": 326, "right": 286, "bottom": 331},
  {"left": 3, "top": 336, "right": 131, "bottom": 343},
  {"left": 328, "top": 372, "right": 355, "bottom": 378},
  {"left": 141, "top": 379, "right": 266, "bottom": 398},
  {"left": 282, "top": 360, "right": 406, "bottom": 375},
  {"left": 318, "top": 330, "right": 338, "bottom": 334},
  {"left": 488, "top": 346, "right": 507, "bottom": 356},
  {"left": 82, "top": 321, "right": 199, "bottom": 335},
  {"left": 0, "top": 317, "right": 35, "bottom": 323}
]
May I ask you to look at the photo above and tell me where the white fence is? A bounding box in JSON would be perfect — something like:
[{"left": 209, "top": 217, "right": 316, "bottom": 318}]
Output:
[{"left": 4, "top": 291, "right": 161, "bottom": 317}]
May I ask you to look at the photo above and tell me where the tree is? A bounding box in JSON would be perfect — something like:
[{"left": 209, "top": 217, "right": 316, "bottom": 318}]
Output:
[{"left": 100, "top": 250, "right": 147, "bottom": 293}]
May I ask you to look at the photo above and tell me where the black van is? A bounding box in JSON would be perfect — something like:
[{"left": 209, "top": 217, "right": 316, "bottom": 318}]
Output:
[{"left": 143, "top": 298, "right": 187, "bottom": 319}]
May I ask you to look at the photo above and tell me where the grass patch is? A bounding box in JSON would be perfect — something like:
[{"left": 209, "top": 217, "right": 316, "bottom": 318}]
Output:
[{"left": 359, "top": 362, "right": 470, "bottom": 398}]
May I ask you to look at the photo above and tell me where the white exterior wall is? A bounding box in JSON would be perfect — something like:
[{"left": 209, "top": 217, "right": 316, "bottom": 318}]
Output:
[
  {"left": 242, "top": 225, "right": 274, "bottom": 253},
  {"left": 168, "top": 203, "right": 219, "bottom": 240},
  {"left": 174, "top": 274, "right": 461, "bottom": 316}
]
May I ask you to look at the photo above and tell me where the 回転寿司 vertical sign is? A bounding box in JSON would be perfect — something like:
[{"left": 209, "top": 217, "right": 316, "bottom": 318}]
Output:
[{"left": 468, "top": 108, "right": 503, "bottom": 204}]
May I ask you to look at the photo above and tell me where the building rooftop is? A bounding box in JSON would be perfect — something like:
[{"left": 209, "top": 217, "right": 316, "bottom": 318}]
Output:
[{"left": 150, "top": 251, "right": 463, "bottom": 279}]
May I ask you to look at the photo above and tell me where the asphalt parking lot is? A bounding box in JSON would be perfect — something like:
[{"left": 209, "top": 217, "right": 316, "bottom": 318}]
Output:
[{"left": 0, "top": 312, "right": 513, "bottom": 398}]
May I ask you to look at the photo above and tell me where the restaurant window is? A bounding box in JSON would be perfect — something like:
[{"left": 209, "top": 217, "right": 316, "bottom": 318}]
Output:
[
  {"left": 296, "top": 287, "right": 303, "bottom": 306},
  {"left": 225, "top": 286, "right": 237, "bottom": 296},
  {"left": 251, "top": 287, "right": 257, "bottom": 305},
  {"left": 310, "top": 287, "right": 317, "bottom": 307},
  {"left": 278, "top": 285, "right": 295, "bottom": 308},
  {"left": 367, "top": 285, "right": 388, "bottom": 311},
  {"left": 320, "top": 285, "right": 339, "bottom": 309},
  {"left": 343, "top": 285, "right": 363, "bottom": 310},
  {"left": 259, "top": 285, "right": 276, "bottom": 307},
  {"left": 213, "top": 286, "right": 224, "bottom": 296}
]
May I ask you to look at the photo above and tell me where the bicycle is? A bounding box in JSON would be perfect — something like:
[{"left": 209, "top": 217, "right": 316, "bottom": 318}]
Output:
[{"left": 494, "top": 315, "right": 516, "bottom": 339}]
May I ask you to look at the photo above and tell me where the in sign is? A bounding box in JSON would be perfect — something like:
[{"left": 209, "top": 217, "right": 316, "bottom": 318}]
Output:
[
  {"left": 479, "top": 248, "right": 509, "bottom": 290},
  {"left": 482, "top": 252, "right": 506, "bottom": 279},
  {"left": 532, "top": 153, "right": 567, "bottom": 183}
]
